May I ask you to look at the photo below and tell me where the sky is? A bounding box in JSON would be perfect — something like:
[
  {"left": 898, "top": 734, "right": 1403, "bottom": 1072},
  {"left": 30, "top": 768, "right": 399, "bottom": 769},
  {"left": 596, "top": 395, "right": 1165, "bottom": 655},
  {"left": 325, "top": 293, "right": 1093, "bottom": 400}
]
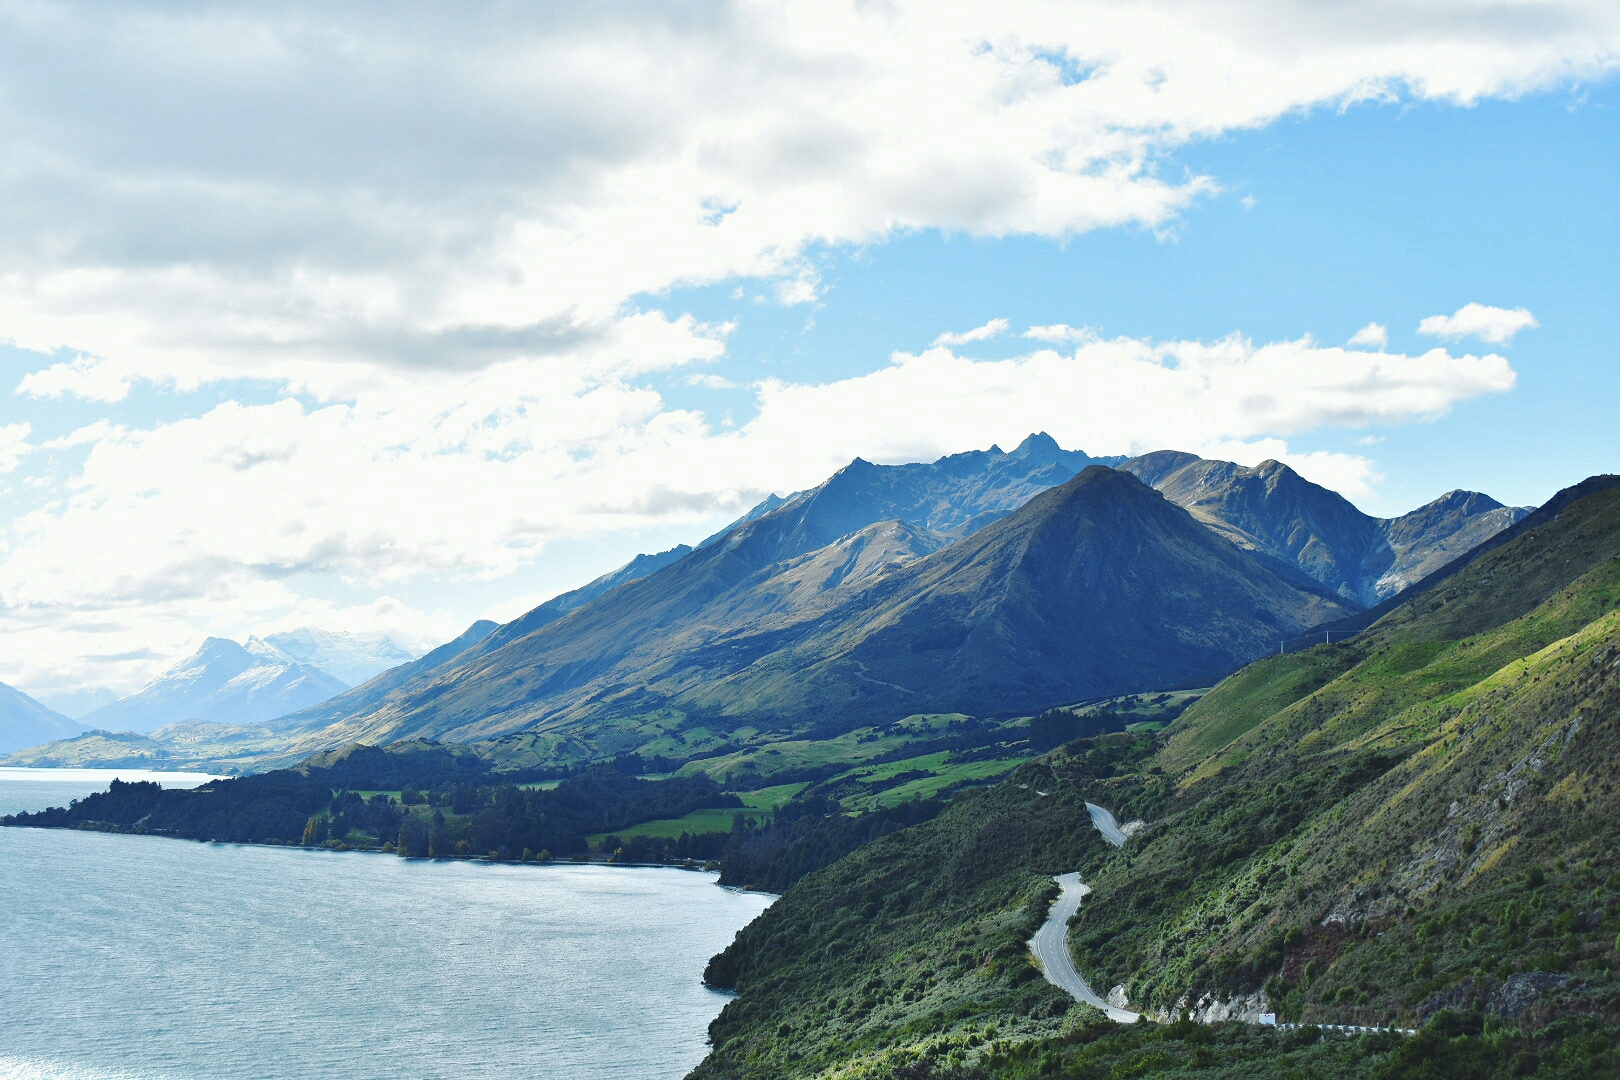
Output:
[{"left": 0, "top": 0, "right": 1616, "bottom": 704}]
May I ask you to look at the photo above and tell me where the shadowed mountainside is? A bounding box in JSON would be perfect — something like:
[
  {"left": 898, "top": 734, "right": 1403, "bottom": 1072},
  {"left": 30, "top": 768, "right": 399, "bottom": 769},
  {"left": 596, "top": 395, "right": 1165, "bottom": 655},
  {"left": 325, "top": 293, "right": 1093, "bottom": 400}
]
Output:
[{"left": 222, "top": 439, "right": 1519, "bottom": 773}]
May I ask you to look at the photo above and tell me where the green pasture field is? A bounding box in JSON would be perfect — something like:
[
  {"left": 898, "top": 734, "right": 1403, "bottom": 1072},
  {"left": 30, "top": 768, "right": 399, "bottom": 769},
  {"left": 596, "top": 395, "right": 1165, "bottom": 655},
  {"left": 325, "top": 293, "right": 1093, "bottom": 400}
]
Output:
[
  {"left": 586, "top": 805, "right": 763, "bottom": 844},
  {"left": 838, "top": 753, "right": 1025, "bottom": 811}
]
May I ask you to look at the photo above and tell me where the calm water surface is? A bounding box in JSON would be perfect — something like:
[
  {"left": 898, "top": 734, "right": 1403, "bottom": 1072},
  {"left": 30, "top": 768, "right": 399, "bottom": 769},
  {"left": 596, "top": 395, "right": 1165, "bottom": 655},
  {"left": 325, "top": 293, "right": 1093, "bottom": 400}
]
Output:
[{"left": 0, "top": 770, "right": 773, "bottom": 1080}]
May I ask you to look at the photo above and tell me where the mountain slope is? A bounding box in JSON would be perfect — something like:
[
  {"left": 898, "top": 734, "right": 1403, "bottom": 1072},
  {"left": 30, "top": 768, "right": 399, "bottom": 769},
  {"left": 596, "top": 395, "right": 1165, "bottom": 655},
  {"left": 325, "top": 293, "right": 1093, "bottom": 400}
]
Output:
[
  {"left": 270, "top": 436, "right": 1116, "bottom": 760},
  {"left": 687, "top": 476, "right": 1620, "bottom": 1078},
  {"left": 280, "top": 467, "right": 1352, "bottom": 754},
  {"left": 1120, "top": 452, "right": 1527, "bottom": 605},
  {"left": 473, "top": 545, "right": 694, "bottom": 656},
  {"left": 78, "top": 638, "right": 349, "bottom": 735},
  {"left": 0, "top": 681, "right": 83, "bottom": 755},
  {"left": 1062, "top": 476, "right": 1620, "bottom": 1022},
  {"left": 463, "top": 433, "right": 1120, "bottom": 664}
]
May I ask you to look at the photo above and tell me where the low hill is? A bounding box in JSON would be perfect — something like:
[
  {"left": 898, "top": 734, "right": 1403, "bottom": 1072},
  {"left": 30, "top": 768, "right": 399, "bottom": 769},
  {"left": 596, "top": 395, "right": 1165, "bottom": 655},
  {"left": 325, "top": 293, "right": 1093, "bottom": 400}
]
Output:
[{"left": 0, "top": 722, "right": 286, "bottom": 771}]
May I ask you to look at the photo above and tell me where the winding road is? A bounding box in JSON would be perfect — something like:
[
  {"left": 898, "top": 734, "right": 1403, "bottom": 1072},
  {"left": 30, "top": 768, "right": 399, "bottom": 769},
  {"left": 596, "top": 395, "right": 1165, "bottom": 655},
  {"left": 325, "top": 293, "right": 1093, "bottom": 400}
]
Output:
[
  {"left": 1084, "top": 802, "right": 1129, "bottom": 847},
  {"left": 1029, "top": 873, "right": 1139, "bottom": 1022}
]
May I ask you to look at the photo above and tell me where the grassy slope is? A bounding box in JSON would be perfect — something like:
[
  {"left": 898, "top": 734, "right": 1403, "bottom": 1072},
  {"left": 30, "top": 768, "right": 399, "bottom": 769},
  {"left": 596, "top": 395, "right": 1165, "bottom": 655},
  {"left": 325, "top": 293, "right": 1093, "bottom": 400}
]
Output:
[
  {"left": 688, "top": 482, "right": 1620, "bottom": 1079},
  {"left": 1067, "top": 486, "right": 1620, "bottom": 1025}
]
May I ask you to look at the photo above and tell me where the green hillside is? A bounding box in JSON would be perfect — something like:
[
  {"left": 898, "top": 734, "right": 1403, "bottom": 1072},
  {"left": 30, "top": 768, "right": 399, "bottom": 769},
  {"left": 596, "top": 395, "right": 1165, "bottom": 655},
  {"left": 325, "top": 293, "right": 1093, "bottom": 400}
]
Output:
[{"left": 689, "top": 478, "right": 1620, "bottom": 1079}]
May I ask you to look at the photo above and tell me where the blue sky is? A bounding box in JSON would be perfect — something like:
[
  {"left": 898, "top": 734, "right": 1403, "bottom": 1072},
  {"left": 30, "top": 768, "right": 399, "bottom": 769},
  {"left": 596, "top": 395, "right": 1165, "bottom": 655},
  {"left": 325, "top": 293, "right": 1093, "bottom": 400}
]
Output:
[
  {"left": 649, "top": 86, "right": 1618, "bottom": 516},
  {"left": 0, "top": 1, "right": 1615, "bottom": 701}
]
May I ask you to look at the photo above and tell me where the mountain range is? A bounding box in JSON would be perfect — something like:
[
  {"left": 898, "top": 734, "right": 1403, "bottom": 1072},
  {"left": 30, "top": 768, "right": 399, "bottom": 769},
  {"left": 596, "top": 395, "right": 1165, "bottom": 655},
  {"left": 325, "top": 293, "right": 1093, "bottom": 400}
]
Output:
[
  {"left": 4, "top": 437, "right": 1528, "bottom": 772},
  {"left": 260, "top": 437, "right": 1522, "bottom": 767},
  {"left": 255, "top": 629, "right": 417, "bottom": 687}
]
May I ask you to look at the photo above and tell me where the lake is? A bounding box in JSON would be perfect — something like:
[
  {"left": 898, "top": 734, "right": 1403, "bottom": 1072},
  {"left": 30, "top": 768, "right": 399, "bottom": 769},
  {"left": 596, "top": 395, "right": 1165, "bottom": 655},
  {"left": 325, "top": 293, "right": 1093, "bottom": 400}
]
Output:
[{"left": 0, "top": 769, "right": 773, "bottom": 1080}]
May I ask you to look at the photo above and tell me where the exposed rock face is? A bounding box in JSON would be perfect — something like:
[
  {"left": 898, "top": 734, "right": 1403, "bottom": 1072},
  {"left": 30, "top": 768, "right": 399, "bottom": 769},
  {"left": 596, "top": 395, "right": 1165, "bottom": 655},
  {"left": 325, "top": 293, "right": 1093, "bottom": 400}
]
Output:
[
  {"left": 1416, "top": 973, "right": 1575, "bottom": 1023},
  {"left": 1488, "top": 973, "right": 1574, "bottom": 1019},
  {"left": 1171, "top": 989, "right": 1272, "bottom": 1024}
]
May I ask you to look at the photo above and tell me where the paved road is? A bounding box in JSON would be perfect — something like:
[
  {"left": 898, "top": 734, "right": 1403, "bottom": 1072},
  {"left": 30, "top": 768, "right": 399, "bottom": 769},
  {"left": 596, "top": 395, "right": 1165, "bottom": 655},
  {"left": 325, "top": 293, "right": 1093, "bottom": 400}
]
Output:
[
  {"left": 1085, "top": 802, "right": 1128, "bottom": 847},
  {"left": 1028, "top": 872, "right": 1139, "bottom": 1023}
]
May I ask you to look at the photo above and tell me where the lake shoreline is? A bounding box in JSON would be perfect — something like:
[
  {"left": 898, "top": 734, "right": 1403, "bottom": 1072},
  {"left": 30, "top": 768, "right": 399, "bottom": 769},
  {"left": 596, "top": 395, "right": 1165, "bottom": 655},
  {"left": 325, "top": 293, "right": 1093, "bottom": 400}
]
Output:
[
  {"left": 1, "top": 816, "right": 764, "bottom": 877},
  {"left": 2, "top": 810, "right": 774, "bottom": 1080}
]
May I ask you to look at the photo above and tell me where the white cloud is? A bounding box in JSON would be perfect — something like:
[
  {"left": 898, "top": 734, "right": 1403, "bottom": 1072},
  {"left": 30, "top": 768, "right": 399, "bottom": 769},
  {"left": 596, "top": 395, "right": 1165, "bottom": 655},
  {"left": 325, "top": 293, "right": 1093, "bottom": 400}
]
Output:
[
  {"left": 0, "top": 2, "right": 1608, "bottom": 392},
  {"left": 932, "top": 318, "right": 1011, "bottom": 348},
  {"left": 1024, "top": 324, "right": 1099, "bottom": 344},
  {"left": 687, "top": 373, "right": 740, "bottom": 390},
  {"left": 733, "top": 335, "right": 1515, "bottom": 485},
  {"left": 15, "top": 355, "right": 133, "bottom": 403},
  {"left": 1348, "top": 322, "right": 1389, "bottom": 348},
  {"left": 1418, "top": 303, "right": 1540, "bottom": 344},
  {"left": 0, "top": 423, "right": 32, "bottom": 473}
]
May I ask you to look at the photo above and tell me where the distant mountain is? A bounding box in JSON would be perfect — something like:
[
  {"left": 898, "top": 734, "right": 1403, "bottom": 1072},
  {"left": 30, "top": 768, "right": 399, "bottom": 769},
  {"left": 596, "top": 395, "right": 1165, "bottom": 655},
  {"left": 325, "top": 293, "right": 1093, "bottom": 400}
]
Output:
[
  {"left": 1120, "top": 452, "right": 1527, "bottom": 605},
  {"left": 0, "top": 682, "right": 83, "bottom": 755},
  {"left": 77, "top": 638, "right": 349, "bottom": 735},
  {"left": 33, "top": 686, "right": 119, "bottom": 720},
  {"left": 275, "top": 467, "right": 1353, "bottom": 755},
  {"left": 459, "top": 433, "right": 1122, "bottom": 664},
  {"left": 656, "top": 465, "right": 1354, "bottom": 725},
  {"left": 258, "top": 628, "right": 417, "bottom": 686},
  {"left": 711, "top": 430, "right": 1121, "bottom": 554}
]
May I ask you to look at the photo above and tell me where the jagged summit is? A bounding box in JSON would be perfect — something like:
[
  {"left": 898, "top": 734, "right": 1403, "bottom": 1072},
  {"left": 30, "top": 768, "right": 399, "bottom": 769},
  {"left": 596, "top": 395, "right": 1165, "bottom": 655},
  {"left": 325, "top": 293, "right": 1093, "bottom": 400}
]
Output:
[{"left": 1008, "top": 430, "right": 1064, "bottom": 460}]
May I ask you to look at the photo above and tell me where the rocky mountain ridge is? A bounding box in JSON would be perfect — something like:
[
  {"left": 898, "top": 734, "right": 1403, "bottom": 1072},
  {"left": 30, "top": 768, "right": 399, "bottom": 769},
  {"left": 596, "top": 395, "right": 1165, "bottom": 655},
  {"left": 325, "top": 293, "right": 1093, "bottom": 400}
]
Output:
[{"left": 1120, "top": 451, "right": 1529, "bottom": 605}]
